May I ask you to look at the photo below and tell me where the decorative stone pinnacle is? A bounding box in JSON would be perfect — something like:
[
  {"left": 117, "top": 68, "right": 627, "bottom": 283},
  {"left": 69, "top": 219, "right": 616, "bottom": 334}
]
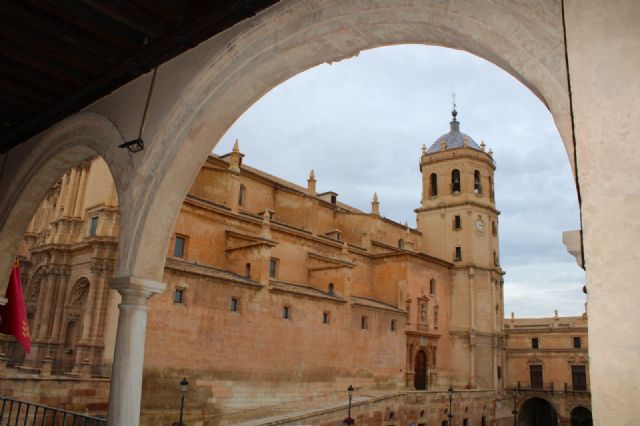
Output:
[
  {"left": 371, "top": 193, "right": 380, "bottom": 216},
  {"left": 232, "top": 139, "right": 240, "bottom": 152},
  {"left": 488, "top": 149, "right": 493, "bottom": 157},
  {"left": 342, "top": 241, "right": 348, "bottom": 254},
  {"left": 262, "top": 209, "right": 270, "bottom": 225},
  {"left": 309, "top": 169, "right": 316, "bottom": 180},
  {"left": 421, "top": 144, "right": 426, "bottom": 154},
  {"left": 480, "top": 140, "right": 486, "bottom": 151},
  {"left": 439, "top": 140, "right": 447, "bottom": 151}
]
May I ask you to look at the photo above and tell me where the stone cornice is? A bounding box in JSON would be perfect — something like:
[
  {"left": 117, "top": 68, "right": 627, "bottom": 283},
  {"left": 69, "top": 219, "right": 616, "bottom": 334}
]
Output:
[{"left": 415, "top": 201, "right": 500, "bottom": 216}]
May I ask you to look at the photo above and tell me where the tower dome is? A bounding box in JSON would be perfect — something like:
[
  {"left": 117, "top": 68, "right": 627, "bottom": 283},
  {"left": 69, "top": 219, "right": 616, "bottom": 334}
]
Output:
[{"left": 426, "top": 109, "right": 482, "bottom": 154}]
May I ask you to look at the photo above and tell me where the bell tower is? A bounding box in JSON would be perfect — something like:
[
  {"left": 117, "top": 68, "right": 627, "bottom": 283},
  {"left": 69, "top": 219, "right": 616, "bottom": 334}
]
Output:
[{"left": 415, "top": 107, "right": 505, "bottom": 390}]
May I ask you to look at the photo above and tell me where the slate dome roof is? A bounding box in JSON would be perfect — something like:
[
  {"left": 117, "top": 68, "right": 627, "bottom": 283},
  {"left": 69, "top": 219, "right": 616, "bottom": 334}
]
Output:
[{"left": 426, "top": 110, "right": 482, "bottom": 154}]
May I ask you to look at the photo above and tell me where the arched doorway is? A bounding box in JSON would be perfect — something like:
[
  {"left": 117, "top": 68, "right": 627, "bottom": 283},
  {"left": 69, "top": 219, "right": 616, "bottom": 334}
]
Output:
[
  {"left": 518, "top": 397, "right": 558, "bottom": 426},
  {"left": 414, "top": 349, "right": 428, "bottom": 390},
  {"left": 570, "top": 407, "right": 592, "bottom": 426}
]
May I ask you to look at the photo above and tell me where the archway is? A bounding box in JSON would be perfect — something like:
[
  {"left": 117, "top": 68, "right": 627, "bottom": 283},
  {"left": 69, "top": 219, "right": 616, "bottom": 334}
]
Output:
[
  {"left": 125, "top": 0, "right": 572, "bottom": 287},
  {"left": 414, "top": 349, "right": 428, "bottom": 390},
  {"left": 518, "top": 397, "right": 558, "bottom": 426},
  {"left": 0, "top": 113, "right": 127, "bottom": 293},
  {"left": 570, "top": 406, "right": 592, "bottom": 426}
]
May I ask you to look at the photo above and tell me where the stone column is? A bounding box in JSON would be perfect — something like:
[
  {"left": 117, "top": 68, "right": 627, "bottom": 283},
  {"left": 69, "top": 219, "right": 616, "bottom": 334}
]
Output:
[
  {"left": 73, "top": 165, "right": 89, "bottom": 218},
  {"left": 62, "top": 168, "right": 79, "bottom": 217},
  {"left": 107, "top": 276, "right": 165, "bottom": 426},
  {"left": 49, "top": 268, "right": 70, "bottom": 342}
]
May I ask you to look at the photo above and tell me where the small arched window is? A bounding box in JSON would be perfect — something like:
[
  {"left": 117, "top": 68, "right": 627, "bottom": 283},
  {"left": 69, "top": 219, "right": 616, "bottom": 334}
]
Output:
[
  {"left": 429, "top": 173, "right": 438, "bottom": 197},
  {"left": 429, "top": 278, "right": 436, "bottom": 295},
  {"left": 245, "top": 263, "right": 251, "bottom": 278},
  {"left": 398, "top": 238, "right": 405, "bottom": 249},
  {"left": 328, "top": 283, "right": 335, "bottom": 296},
  {"left": 239, "top": 184, "right": 246, "bottom": 206},
  {"left": 474, "top": 170, "right": 482, "bottom": 194},
  {"left": 451, "top": 169, "right": 461, "bottom": 193}
]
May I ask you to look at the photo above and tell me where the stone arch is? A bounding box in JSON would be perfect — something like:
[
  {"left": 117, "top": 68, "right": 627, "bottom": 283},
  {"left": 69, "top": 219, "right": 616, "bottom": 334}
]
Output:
[
  {"left": 518, "top": 397, "right": 559, "bottom": 426},
  {"left": 123, "top": 0, "right": 572, "bottom": 283},
  {"left": 66, "top": 278, "right": 90, "bottom": 308},
  {"left": 0, "top": 113, "right": 127, "bottom": 293},
  {"left": 570, "top": 405, "right": 592, "bottom": 426}
]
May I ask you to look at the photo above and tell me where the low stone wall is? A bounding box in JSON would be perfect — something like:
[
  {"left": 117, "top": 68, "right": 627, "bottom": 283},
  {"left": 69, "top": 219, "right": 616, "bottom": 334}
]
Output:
[
  {"left": 140, "top": 373, "right": 403, "bottom": 426},
  {"left": 0, "top": 376, "right": 110, "bottom": 416},
  {"left": 278, "top": 390, "right": 503, "bottom": 426},
  {"left": 139, "top": 385, "right": 511, "bottom": 426}
]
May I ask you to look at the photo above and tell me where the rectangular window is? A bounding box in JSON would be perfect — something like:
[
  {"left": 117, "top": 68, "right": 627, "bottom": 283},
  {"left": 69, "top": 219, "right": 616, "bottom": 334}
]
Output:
[
  {"left": 463, "top": 419, "right": 468, "bottom": 426},
  {"left": 454, "top": 246, "right": 462, "bottom": 261},
  {"left": 89, "top": 216, "right": 98, "bottom": 236},
  {"left": 497, "top": 366, "right": 502, "bottom": 380},
  {"left": 571, "top": 365, "right": 587, "bottom": 391},
  {"left": 454, "top": 215, "right": 461, "bottom": 229},
  {"left": 492, "top": 221, "right": 497, "bottom": 236},
  {"left": 323, "top": 312, "right": 330, "bottom": 324},
  {"left": 269, "top": 258, "right": 278, "bottom": 279},
  {"left": 482, "top": 417, "right": 487, "bottom": 426},
  {"left": 174, "top": 236, "right": 186, "bottom": 258},
  {"left": 283, "top": 306, "right": 290, "bottom": 320},
  {"left": 390, "top": 320, "right": 396, "bottom": 331},
  {"left": 174, "top": 289, "right": 184, "bottom": 304},
  {"left": 230, "top": 297, "right": 238, "bottom": 312},
  {"left": 532, "top": 337, "right": 539, "bottom": 349},
  {"left": 573, "top": 336, "right": 582, "bottom": 349},
  {"left": 530, "top": 365, "right": 543, "bottom": 389},
  {"left": 361, "top": 316, "right": 368, "bottom": 330}
]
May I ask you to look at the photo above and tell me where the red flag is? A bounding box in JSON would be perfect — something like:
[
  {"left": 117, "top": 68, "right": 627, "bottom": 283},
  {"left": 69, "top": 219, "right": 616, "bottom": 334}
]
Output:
[{"left": 0, "top": 259, "right": 31, "bottom": 352}]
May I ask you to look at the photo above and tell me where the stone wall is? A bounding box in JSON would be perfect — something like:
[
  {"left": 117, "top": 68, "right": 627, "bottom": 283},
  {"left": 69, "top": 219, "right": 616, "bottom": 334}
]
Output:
[{"left": 0, "top": 376, "right": 110, "bottom": 416}]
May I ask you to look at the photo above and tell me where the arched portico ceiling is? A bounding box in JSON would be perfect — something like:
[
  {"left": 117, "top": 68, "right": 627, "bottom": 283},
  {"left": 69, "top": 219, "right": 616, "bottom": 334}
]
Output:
[
  {"left": 121, "top": 0, "right": 572, "bottom": 282},
  {"left": 0, "top": 113, "right": 126, "bottom": 293}
]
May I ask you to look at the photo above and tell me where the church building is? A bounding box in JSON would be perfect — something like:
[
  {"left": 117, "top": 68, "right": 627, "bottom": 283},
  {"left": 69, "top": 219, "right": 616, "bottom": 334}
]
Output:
[{"left": 0, "top": 111, "right": 590, "bottom": 425}]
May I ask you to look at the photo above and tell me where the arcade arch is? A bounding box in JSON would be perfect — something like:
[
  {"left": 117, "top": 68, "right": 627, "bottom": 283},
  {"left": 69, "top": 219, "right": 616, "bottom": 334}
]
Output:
[{"left": 0, "top": 1, "right": 637, "bottom": 425}]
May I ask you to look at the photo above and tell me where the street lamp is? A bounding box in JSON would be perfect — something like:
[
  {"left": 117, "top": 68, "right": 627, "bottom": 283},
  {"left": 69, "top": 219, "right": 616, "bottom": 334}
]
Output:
[
  {"left": 179, "top": 377, "right": 189, "bottom": 426},
  {"left": 511, "top": 389, "right": 518, "bottom": 426},
  {"left": 343, "top": 385, "right": 355, "bottom": 425},
  {"left": 447, "top": 386, "right": 454, "bottom": 426}
]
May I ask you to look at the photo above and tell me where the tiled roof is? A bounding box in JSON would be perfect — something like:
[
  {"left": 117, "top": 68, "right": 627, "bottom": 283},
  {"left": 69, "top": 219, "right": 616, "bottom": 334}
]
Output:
[
  {"left": 165, "top": 257, "right": 262, "bottom": 287},
  {"left": 351, "top": 295, "right": 406, "bottom": 314},
  {"left": 269, "top": 280, "right": 346, "bottom": 301},
  {"left": 426, "top": 129, "right": 482, "bottom": 154}
]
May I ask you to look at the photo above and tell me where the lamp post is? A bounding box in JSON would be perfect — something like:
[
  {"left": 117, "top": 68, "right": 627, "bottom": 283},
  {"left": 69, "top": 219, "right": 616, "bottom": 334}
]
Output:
[
  {"left": 179, "top": 377, "right": 189, "bottom": 426},
  {"left": 447, "top": 386, "right": 454, "bottom": 426},
  {"left": 343, "top": 385, "right": 355, "bottom": 425},
  {"left": 511, "top": 389, "right": 518, "bottom": 426}
]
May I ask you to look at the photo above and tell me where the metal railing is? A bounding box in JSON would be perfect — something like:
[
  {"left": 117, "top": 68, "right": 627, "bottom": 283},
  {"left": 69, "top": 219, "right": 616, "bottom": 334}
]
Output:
[
  {"left": 509, "top": 382, "right": 590, "bottom": 393},
  {"left": 0, "top": 397, "right": 106, "bottom": 425}
]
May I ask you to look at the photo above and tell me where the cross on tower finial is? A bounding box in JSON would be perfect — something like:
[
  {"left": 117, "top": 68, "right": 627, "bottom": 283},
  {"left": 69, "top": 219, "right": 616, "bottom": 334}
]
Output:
[{"left": 451, "top": 86, "right": 458, "bottom": 121}]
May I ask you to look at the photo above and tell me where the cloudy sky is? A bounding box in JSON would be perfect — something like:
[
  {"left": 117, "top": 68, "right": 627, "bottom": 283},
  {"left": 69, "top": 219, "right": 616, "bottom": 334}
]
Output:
[{"left": 214, "top": 45, "right": 586, "bottom": 318}]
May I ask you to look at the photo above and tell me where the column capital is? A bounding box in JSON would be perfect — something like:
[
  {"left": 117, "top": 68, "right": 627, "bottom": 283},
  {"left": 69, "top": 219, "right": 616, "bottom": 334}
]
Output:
[{"left": 109, "top": 276, "right": 166, "bottom": 305}]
